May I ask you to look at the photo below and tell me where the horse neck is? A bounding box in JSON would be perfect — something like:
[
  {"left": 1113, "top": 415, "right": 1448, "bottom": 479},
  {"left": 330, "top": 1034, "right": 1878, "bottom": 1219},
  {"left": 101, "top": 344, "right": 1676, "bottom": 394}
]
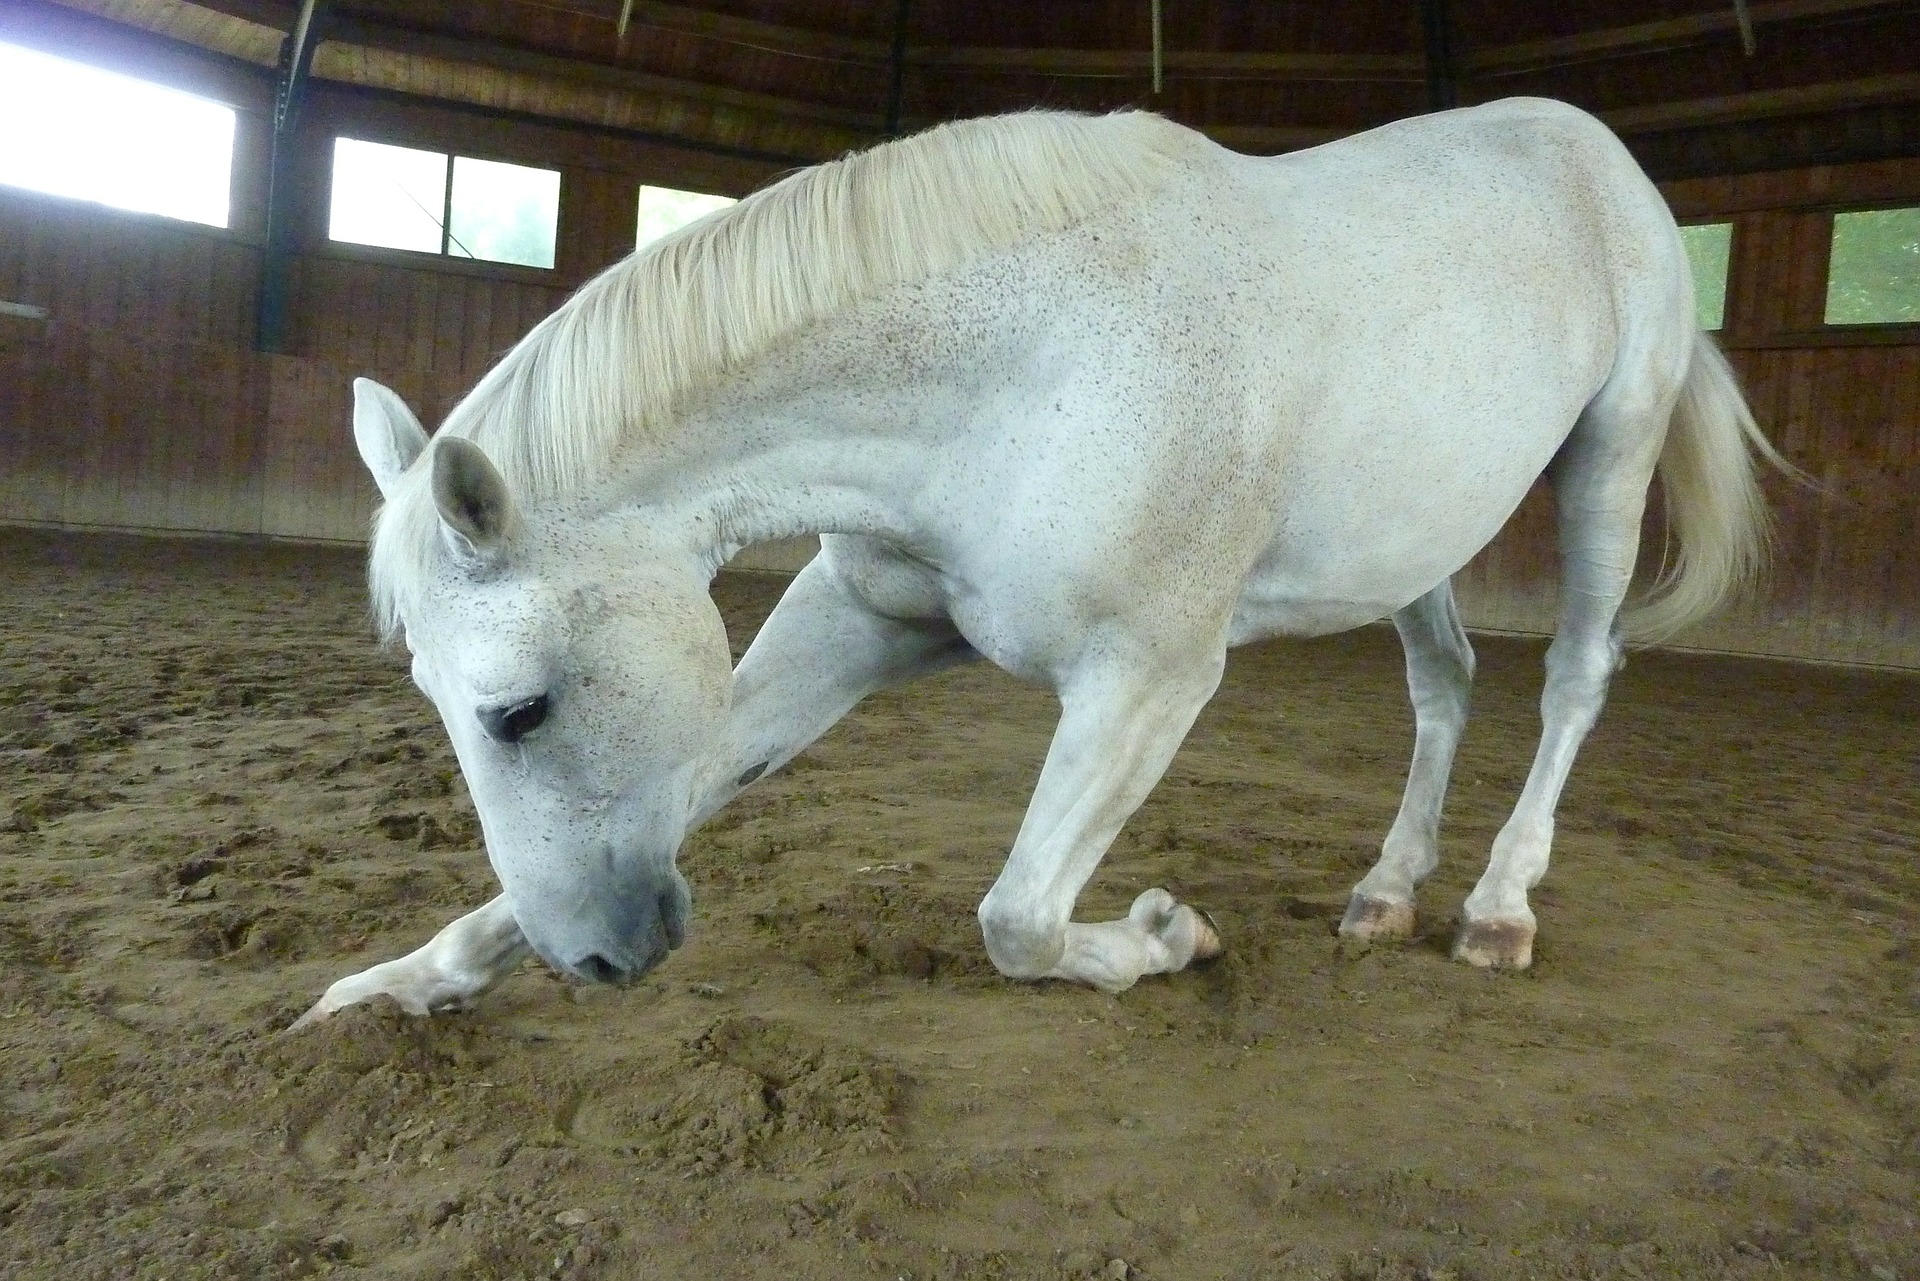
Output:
[{"left": 596, "top": 302, "right": 980, "bottom": 570}]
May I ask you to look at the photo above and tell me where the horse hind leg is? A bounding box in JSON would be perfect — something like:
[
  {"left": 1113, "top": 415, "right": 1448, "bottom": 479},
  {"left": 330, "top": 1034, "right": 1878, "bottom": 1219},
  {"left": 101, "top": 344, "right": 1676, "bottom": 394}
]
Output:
[
  {"left": 1340, "top": 580, "right": 1476, "bottom": 943},
  {"left": 1454, "top": 416, "right": 1663, "bottom": 969}
]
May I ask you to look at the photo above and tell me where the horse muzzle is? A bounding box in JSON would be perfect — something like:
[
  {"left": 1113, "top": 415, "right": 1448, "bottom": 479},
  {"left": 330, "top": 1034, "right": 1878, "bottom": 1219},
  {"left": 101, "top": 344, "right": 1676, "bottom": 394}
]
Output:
[{"left": 522, "top": 868, "right": 691, "bottom": 986}]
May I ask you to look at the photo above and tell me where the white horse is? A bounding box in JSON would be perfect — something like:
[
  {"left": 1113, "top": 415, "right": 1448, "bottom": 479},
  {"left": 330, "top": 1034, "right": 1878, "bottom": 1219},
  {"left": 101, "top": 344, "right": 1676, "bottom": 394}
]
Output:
[{"left": 297, "top": 99, "right": 1782, "bottom": 1026}]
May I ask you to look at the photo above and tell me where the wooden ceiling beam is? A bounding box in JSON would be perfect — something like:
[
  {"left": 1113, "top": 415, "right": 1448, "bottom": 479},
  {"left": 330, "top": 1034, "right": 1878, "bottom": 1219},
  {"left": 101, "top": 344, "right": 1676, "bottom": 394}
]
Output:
[
  {"left": 1462, "top": 0, "right": 1918, "bottom": 74},
  {"left": 43, "top": 0, "right": 875, "bottom": 157},
  {"left": 1201, "top": 124, "right": 1349, "bottom": 154},
  {"left": 169, "top": 0, "right": 1419, "bottom": 84},
  {"left": 38, "top": 0, "right": 1920, "bottom": 168},
  {"left": 39, "top": 0, "right": 282, "bottom": 66},
  {"left": 50, "top": 0, "right": 883, "bottom": 131},
  {"left": 320, "top": 15, "right": 887, "bottom": 132},
  {"left": 907, "top": 46, "right": 1423, "bottom": 82},
  {"left": 93, "top": 0, "right": 1908, "bottom": 102},
  {"left": 526, "top": 4, "right": 1429, "bottom": 83},
  {"left": 46, "top": 0, "right": 1920, "bottom": 92},
  {"left": 1206, "top": 72, "right": 1920, "bottom": 154},
  {"left": 616, "top": 0, "right": 888, "bottom": 64},
  {"left": 480, "top": 2, "right": 1426, "bottom": 81},
  {"left": 305, "top": 39, "right": 873, "bottom": 160},
  {"left": 1595, "top": 71, "right": 1920, "bottom": 132}
]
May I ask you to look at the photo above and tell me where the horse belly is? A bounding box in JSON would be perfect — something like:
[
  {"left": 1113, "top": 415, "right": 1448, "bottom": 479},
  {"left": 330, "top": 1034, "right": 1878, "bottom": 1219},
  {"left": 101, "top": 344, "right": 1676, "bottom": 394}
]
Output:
[
  {"left": 1228, "top": 551, "right": 1433, "bottom": 642},
  {"left": 1227, "top": 582, "right": 1404, "bottom": 642},
  {"left": 1229, "top": 534, "right": 1476, "bottom": 642},
  {"left": 1226, "top": 452, "right": 1549, "bottom": 645}
]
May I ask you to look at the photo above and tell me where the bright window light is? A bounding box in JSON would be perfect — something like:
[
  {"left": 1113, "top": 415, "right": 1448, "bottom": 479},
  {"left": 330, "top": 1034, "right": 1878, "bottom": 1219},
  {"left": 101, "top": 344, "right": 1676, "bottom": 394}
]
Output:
[
  {"left": 0, "top": 41, "right": 234, "bottom": 227},
  {"left": 1678, "top": 222, "right": 1733, "bottom": 331},
  {"left": 329, "top": 138, "right": 561, "bottom": 268},
  {"left": 328, "top": 138, "right": 447, "bottom": 254},
  {"left": 637, "top": 185, "right": 735, "bottom": 249},
  {"left": 1825, "top": 207, "right": 1920, "bottom": 325},
  {"left": 449, "top": 156, "right": 560, "bottom": 269}
]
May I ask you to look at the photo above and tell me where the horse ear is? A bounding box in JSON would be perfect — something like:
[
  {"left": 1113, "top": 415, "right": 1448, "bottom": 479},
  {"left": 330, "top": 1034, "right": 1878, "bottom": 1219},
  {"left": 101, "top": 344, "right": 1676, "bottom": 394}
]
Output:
[
  {"left": 430, "top": 437, "right": 519, "bottom": 561},
  {"left": 352, "top": 378, "right": 428, "bottom": 500}
]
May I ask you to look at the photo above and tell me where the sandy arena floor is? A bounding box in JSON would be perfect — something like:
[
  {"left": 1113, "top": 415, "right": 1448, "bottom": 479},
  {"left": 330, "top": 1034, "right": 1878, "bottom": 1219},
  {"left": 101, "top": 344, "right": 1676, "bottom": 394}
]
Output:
[{"left": 0, "top": 527, "right": 1915, "bottom": 1281}]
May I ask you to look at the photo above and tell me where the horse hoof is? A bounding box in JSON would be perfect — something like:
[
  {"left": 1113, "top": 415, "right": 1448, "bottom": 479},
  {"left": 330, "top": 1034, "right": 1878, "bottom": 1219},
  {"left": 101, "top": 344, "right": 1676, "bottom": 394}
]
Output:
[
  {"left": 1189, "top": 907, "right": 1224, "bottom": 963},
  {"left": 287, "top": 998, "right": 337, "bottom": 1032},
  {"left": 1338, "top": 895, "right": 1415, "bottom": 942},
  {"left": 1452, "top": 918, "right": 1535, "bottom": 970},
  {"left": 1128, "top": 890, "right": 1222, "bottom": 967}
]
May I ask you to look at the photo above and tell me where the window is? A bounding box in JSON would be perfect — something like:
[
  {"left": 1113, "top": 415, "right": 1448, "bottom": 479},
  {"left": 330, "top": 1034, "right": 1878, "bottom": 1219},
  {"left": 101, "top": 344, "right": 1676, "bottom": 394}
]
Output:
[
  {"left": 0, "top": 41, "right": 234, "bottom": 227},
  {"left": 637, "top": 184, "right": 735, "bottom": 249},
  {"left": 328, "top": 138, "right": 560, "bottom": 269},
  {"left": 1678, "top": 222, "right": 1733, "bottom": 331},
  {"left": 1824, "top": 207, "right": 1920, "bottom": 325}
]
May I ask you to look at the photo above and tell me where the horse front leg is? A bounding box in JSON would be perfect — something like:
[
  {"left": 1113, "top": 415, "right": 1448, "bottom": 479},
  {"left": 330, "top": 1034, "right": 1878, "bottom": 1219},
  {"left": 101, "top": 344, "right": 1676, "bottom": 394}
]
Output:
[
  {"left": 1341, "top": 580, "right": 1475, "bottom": 943},
  {"left": 292, "top": 895, "right": 530, "bottom": 1028},
  {"left": 296, "top": 557, "right": 967, "bottom": 1029},
  {"left": 690, "top": 551, "right": 976, "bottom": 826},
  {"left": 977, "top": 653, "right": 1226, "bottom": 993}
]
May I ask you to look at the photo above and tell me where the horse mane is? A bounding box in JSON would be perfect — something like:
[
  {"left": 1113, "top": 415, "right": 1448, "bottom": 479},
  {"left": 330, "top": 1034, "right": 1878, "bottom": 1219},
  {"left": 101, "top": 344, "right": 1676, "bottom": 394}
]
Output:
[{"left": 369, "top": 110, "right": 1200, "bottom": 637}]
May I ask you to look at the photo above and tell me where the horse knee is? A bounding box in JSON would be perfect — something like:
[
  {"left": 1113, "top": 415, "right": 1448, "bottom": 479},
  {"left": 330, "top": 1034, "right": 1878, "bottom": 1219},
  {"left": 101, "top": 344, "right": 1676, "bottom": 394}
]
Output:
[
  {"left": 1543, "top": 626, "right": 1621, "bottom": 713},
  {"left": 1403, "top": 623, "right": 1474, "bottom": 728},
  {"left": 1409, "top": 667, "right": 1472, "bottom": 728},
  {"left": 976, "top": 895, "right": 1065, "bottom": 979},
  {"left": 1546, "top": 623, "right": 1622, "bottom": 684}
]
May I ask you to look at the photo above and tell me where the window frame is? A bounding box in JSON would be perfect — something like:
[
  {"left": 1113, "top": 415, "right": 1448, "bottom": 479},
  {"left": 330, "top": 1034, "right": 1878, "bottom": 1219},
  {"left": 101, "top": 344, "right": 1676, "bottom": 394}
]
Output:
[
  {"left": 321, "top": 134, "right": 564, "bottom": 277},
  {"left": 1671, "top": 206, "right": 1920, "bottom": 352}
]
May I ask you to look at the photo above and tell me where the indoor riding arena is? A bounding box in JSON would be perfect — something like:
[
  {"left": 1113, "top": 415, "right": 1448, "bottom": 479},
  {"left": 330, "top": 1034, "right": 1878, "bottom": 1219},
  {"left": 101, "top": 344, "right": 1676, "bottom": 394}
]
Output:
[{"left": 1, "top": 4, "right": 1915, "bottom": 1280}]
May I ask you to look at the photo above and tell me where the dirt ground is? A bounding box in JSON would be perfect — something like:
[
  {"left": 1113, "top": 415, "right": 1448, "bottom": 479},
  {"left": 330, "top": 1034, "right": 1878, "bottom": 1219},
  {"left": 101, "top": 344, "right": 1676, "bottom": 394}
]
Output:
[{"left": 0, "top": 526, "right": 1914, "bottom": 1281}]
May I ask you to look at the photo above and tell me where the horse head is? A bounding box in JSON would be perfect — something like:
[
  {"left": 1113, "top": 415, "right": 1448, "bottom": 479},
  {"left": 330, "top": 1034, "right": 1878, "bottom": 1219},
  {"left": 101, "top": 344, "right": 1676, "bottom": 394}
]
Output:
[{"left": 352, "top": 378, "right": 732, "bottom": 985}]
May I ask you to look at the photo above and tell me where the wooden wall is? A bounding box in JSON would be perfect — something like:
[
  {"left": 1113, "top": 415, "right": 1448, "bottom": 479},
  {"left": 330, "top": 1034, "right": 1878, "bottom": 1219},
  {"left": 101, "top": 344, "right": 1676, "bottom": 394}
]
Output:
[
  {"left": 1453, "top": 158, "right": 1920, "bottom": 668},
  {"left": 0, "top": 71, "right": 781, "bottom": 545},
  {"left": 0, "top": 27, "right": 1914, "bottom": 664}
]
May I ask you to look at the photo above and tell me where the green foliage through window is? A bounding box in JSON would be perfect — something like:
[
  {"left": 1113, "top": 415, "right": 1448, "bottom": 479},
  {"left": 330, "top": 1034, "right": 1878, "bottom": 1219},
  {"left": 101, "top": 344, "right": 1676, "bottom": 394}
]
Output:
[
  {"left": 447, "top": 157, "right": 560, "bottom": 268},
  {"left": 637, "top": 185, "right": 735, "bottom": 250},
  {"left": 1678, "top": 222, "right": 1733, "bottom": 331},
  {"left": 1825, "top": 208, "right": 1920, "bottom": 325}
]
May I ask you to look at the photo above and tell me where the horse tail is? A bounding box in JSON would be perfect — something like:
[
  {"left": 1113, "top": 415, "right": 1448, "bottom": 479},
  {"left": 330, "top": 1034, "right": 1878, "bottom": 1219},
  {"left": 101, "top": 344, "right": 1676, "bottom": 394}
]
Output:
[{"left": 1623, "top": 330, "right": 1798, "bottom": 643}]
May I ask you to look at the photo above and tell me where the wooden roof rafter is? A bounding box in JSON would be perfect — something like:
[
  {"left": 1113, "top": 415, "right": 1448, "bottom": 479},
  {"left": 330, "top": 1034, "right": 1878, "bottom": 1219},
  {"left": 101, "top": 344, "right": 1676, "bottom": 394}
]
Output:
[
  {"left": 18, "top": 0, "right": 1920, "bottom": 172},
  {"left": 421, "top": 0, "right": 1917, "bottom": 86},
  {"left": 1462, "top": 0, "right": 1920, "bottom": 75},
  {"left": 38, "top": 0, "right": 878, "bottom": 158},
  {"left": 602, "top": 0, "right": 890, "bottom": 66},
  {"left": 319, "top": 14, "right": 886, "bottom": 131}
]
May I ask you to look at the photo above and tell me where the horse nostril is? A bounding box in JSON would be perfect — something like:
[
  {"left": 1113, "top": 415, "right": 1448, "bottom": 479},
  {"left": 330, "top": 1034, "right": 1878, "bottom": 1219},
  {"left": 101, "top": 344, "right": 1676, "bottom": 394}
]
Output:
[
  {"left": 577, "top": 954, "right": 622, "bottom": 984},
  {"left": 660, "top": 890, "right": 686, "bottom": 949}
]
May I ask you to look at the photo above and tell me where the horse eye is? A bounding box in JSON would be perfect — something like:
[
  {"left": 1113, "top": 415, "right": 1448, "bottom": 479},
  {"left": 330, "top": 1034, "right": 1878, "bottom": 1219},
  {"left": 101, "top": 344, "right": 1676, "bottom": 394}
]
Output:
[{"left": 480, "top": 694, "right": 550, "bottom": 744}]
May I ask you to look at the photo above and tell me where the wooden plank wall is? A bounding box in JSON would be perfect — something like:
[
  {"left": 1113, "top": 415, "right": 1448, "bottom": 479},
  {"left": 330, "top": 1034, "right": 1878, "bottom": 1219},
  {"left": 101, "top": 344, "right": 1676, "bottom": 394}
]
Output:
[
  {"left": 0, "top": 80, "right": 780, "bottom": 547},
  {"left": 0, "top": 186, "right": 267, "bottom": 534},
  {"left": 0, "top": 66, "right": 1914, "bottom": 663},
  {"left": 0, "top": 182, "right": 483, "bottom": 544},
  {"left": 1452, "top": 158, "right": 1920, "bottom": 668}
]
